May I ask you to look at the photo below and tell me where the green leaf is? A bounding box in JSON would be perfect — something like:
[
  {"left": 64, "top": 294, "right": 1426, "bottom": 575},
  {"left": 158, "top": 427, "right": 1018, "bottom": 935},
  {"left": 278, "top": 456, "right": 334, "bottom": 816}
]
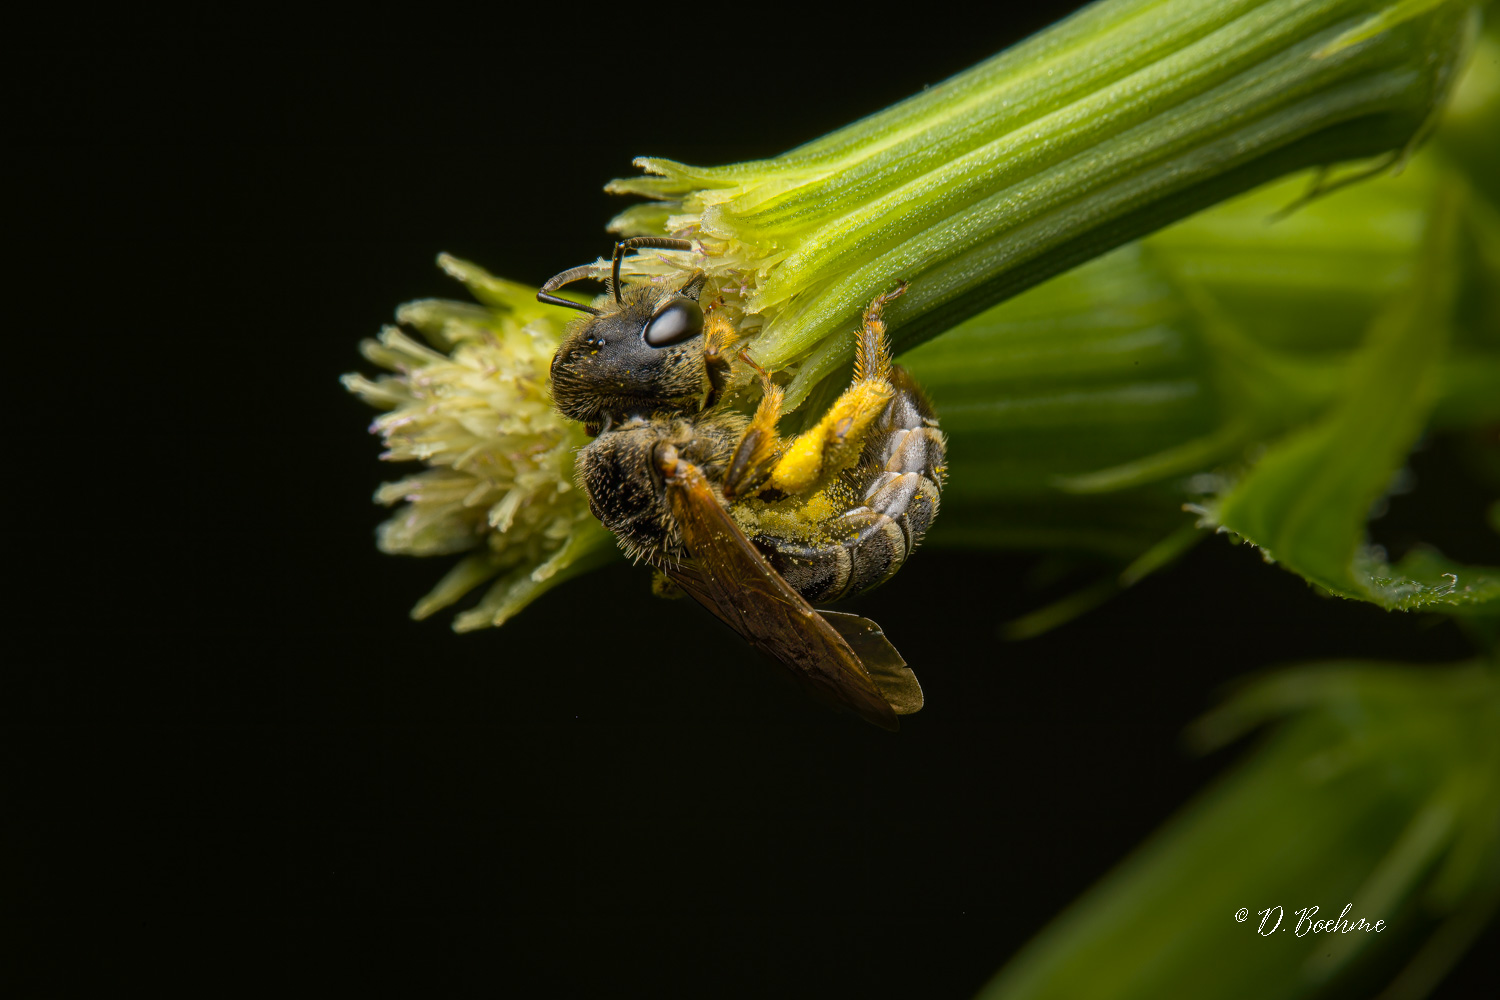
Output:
[{"left": 1208, "top": 182, "right": 1498, "bottom": 612}]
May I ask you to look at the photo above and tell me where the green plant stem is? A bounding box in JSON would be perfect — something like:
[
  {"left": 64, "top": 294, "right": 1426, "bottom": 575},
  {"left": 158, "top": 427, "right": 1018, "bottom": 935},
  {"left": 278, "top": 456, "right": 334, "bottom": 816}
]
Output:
[{"left": 611, "top": 0, "right": 1479, "bottom": 410}]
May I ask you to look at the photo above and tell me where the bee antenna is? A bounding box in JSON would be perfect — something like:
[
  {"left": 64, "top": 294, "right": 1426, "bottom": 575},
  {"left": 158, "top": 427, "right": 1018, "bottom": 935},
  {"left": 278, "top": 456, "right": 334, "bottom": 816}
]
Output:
[
  {"left": 536, "top": 291, "right": 602, "bottom": 315},
  {"left": 537, "top": 238, "right": 695, "bottom": 312},
  {"left": 611, "top": 237, "right": 694, "bottom": 306},
  {"left": 537, "top": 264, "right": 604, "bottom": 315}
]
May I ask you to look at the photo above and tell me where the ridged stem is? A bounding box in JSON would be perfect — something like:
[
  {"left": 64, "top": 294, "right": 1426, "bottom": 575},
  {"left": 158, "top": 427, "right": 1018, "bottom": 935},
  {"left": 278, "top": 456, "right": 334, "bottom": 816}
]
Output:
[{"left": 609, "top": 0, "right": 1478, "bottom": 409}]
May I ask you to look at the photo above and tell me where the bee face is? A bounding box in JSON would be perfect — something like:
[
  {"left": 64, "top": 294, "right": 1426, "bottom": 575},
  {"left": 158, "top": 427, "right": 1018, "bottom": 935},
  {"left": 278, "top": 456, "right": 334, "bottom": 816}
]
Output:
[{"left": 549, "top": 284, "right": 709, "bottom": 429}]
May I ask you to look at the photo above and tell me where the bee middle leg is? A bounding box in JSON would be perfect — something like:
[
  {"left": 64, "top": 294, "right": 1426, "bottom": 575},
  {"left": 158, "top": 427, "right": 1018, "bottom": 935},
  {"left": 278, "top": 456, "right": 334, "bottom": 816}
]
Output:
[{"left": 722, "top": 355, "right": 786, "bottom": 501}]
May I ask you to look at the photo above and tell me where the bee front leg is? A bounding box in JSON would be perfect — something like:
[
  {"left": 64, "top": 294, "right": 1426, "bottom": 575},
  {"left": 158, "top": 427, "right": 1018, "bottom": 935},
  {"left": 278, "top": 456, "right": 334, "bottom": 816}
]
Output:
[
  {"left": 766, "top": 282, "right": 907, "bottom": 498},
  {"left": 701, "top": 302, "right": 738, "bottom": 410}
]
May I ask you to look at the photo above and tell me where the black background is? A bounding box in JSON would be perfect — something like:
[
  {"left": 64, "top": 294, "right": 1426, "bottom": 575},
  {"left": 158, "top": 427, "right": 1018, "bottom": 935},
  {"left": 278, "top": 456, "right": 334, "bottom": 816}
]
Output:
[{"left": 10, "top": 5, "right": 1499, "bottom": 996}]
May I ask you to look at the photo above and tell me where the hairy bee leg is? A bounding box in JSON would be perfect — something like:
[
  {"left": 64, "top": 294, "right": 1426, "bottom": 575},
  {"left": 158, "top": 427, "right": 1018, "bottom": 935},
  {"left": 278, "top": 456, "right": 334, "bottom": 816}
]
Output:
[
  {"left": 852, "top": 281, "right": 905, "bottom": 383},
  {"left": 701, "top": 308, "right": 738, "bottom": 409},
  {"left": 723, "top": 354, "right": 786, "bottom": 501},
  {"left": 756, "top": 365, "right": 946, "bottom": 604},
  {"left": 768, "top": 282, "right": 908, "bottom": 497}
]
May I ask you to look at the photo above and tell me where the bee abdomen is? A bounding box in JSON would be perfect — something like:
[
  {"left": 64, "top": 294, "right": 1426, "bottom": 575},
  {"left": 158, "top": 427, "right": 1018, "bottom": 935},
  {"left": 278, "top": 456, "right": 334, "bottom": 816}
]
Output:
[{"left": 757, "top": 367, "right": 945, "bottom": 605}]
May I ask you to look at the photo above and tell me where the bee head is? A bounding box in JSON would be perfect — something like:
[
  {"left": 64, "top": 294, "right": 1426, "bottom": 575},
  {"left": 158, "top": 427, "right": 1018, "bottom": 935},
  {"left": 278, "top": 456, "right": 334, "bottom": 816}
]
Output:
[{"left": 539, "top": 239, "right": 710, "bottom": 431}]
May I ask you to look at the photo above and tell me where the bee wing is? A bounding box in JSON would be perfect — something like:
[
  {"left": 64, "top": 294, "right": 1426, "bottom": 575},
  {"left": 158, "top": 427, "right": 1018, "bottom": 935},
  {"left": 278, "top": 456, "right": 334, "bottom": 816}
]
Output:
[
  {"left": 659, "top": 455, "right": 904, "bottom": 731},
  {"left": 819, "top": 612, "right": 924, "bottom": 715}
]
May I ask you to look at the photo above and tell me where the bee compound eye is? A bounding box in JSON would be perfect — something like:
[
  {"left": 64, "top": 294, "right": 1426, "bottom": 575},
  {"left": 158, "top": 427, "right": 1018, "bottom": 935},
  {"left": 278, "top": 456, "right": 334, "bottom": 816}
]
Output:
[{"left": 642, "top": 298, "right": 704, "bottom": 348}]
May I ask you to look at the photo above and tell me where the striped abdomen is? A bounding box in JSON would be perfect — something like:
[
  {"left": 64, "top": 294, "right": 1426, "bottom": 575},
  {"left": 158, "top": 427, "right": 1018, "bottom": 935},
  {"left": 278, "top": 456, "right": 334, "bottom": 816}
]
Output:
[{"left": 755, "top": 367, "right": 945, "bottom": 605}]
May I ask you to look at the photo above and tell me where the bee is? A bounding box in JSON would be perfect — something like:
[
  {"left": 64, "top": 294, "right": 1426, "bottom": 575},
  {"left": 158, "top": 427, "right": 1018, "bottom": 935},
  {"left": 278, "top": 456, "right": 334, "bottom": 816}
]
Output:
[{"left": 538, "top": 237, "right": 946, "bottom": 730}]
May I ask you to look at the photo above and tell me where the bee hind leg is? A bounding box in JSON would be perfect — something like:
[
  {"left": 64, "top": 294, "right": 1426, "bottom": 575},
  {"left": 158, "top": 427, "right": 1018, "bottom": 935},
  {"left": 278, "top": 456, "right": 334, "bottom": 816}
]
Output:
[
  {"left": 749, "top": 283, "right": 947, "bottom": 605},
  {"left": 766, "top": 282, "right": 907, "bottom": 498}
]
